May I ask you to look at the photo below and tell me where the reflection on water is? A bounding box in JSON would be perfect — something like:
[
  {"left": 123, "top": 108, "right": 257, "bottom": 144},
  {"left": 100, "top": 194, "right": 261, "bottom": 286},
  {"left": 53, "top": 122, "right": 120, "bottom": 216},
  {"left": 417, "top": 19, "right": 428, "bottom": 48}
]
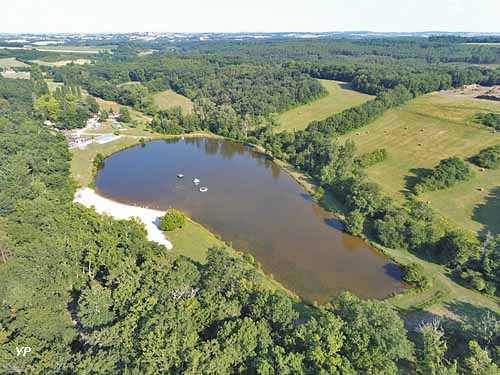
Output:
[{"left": 95, "top": 138, "right": 403, "bottom": 302}]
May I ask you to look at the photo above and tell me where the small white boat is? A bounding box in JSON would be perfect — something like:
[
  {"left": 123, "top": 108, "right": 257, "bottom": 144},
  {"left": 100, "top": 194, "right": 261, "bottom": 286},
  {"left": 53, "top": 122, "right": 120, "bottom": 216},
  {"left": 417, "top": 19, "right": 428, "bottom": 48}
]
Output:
[
  {"left": 199, "top": 187, "right": 208, "bottom": 192},
  {"left": 177, "top": 174, "right": 184, "bottom": 178},
  {"left": 193, "top": 178, "right": 200, "bottom": 185}
]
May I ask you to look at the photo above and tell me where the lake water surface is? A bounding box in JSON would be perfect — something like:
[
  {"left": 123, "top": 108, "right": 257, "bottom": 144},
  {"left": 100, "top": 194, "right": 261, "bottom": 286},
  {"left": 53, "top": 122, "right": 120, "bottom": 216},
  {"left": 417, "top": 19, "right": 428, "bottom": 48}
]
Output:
[{"left": 95, "top": 138, "right": 404, "bottom": 302}]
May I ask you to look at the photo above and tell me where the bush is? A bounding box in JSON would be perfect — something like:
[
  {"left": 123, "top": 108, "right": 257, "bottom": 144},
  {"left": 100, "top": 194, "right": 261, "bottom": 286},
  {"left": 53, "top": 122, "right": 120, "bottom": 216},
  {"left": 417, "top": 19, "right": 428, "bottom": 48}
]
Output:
[
  {"left": 474, "top": 112, "right": 500, "bottom": 130},
  {"left": 460, "top": 269, "right": 487, "bottom": 292},
  {"left": 93, "top": 153, "right": 105, "bottom": 168},
  {"left": 119, "top": 106, "right": 131, "bottom": 122},
  {"left": 474, "top": 144, "right": 500, "bottom": 169},
  {"left": 358, "top": 148, "right": 387, "bottom": 168},
  {"left": 414, "top": 157, "right": 474, "bottom": 194},
  {"left": 402, "top": 262, "right": 431, "bottom": 289},
  {"left": 160, "top": 209, "right": 187, "bottom": 231}
]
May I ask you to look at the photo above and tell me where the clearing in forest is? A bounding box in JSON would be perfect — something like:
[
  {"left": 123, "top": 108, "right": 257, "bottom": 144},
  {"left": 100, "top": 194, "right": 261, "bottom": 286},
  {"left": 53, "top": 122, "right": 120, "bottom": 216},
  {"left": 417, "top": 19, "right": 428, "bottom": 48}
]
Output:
[
  {"left": 150, "top": 89, "right": 194, "bottom": 113},
  {"left": 339, "top": 92, "right": 500, "bottom": 235},
  {"left": 276, "top": 79, "right": 373, "bottom": 132}
]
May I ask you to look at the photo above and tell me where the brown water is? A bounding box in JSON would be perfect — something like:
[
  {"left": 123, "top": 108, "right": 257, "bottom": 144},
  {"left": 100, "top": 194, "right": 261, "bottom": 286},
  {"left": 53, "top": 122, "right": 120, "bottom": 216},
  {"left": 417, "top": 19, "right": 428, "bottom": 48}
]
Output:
[{"left": 95, "top": 138, "right": 403, "bottom": 302}]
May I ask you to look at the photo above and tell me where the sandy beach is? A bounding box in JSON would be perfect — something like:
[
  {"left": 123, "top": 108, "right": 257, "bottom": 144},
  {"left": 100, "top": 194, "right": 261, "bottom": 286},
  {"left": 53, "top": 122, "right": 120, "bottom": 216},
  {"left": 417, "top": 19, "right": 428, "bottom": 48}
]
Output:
[{"left": 74, "top": 188, "right": 173, "bottom": 249}]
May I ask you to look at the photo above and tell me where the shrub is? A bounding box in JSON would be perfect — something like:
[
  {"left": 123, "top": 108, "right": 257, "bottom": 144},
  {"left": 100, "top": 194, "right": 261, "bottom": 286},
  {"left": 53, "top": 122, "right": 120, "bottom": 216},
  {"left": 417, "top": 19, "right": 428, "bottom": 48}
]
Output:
[
  {"left": 474, "top": 144, "right": 500, "bottom": 169},
  {"left": 93, "top": 153, "right": 105, "bottom": 168},
  {"left": 358, "top": 148, "right": 387, "bottom": 168},
  {"left": 119, "top": 106, "right": 131, "bottom": 123},
  {"left": 313, "top": 186, "right": 325, "bottom": 201},
  {"left": 402, "top": 262, "right": 431, "bottom": 289},
  {"left": 474, "top": 112, "right": 500, "bottom": 130},
  {"left": 414, "top": 157, "right": 474, "bottom": 194},
  {"left": 460, "top": 269, "right": 487, "bottom": 292},
  {"left": 160, "top": 209, "right": 187, "bottom": 231}
]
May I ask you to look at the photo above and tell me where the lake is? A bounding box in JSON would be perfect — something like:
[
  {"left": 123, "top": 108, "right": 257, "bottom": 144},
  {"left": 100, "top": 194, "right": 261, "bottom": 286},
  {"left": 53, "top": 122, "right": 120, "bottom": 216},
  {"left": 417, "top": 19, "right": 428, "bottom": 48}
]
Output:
[{"left": 95, "top": 138, "right": 404, "bottom": 302}]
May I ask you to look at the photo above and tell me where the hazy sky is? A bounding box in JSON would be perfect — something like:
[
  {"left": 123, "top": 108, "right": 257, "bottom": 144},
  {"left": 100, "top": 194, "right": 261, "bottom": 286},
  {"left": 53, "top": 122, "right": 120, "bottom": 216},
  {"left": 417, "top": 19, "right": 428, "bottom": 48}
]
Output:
[{"left": 3, "top": 0, "right": 500, "bottom": 33}]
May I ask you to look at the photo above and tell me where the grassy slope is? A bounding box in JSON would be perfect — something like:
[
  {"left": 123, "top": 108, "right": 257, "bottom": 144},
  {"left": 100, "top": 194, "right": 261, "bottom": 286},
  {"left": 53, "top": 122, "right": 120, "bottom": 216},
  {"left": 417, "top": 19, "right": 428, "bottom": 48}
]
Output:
[
  {"left": 150, "top": 89, "right": 194, "bottom": 113},
  {"left": 94, "top": 97, "right": 152, "bottom": 123},
  {"left": 276, "top": 79, "right": 373, "bottom": 132},
  {"left": 338, "top": 93, "right": 500, "bottom": 234}
]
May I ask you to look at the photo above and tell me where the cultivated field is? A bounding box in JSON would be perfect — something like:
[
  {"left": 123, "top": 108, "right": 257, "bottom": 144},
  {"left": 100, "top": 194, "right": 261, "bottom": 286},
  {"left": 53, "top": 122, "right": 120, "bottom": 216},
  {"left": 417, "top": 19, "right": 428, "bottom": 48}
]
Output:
[
  {"left": 151, "top": 89, "right": 194, "bottom": 113},
  {"left": 276, "top": 79, "right": 373, "bottom": 132},
  {"left": 1, "top": 70, "right": 30, "bottom": 79},
  {"left": 32, "top": 58, "right": 91, "bottom": 67},
  {"left": 0, "top": 57, "right": 29, "bottom": 68},
  {"left": 339, "top": 92, "right": 500, "bottom": 235},
  {"left": 32, "top": 45, "right": 116, "bottom": 54}
]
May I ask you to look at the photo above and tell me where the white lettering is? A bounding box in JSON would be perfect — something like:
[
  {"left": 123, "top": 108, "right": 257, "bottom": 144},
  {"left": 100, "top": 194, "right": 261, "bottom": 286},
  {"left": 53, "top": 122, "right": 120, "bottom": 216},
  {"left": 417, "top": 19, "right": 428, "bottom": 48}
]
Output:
[{"left": 15, "top": 347, "right": 32, "bottom": 357}]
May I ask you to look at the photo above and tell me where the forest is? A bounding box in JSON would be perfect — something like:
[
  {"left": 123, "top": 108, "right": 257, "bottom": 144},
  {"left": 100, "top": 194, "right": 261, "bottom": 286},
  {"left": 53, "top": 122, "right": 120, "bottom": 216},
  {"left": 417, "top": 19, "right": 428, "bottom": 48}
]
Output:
[{"left": 1, "top": 37, "right": 500, "bottom": 374}]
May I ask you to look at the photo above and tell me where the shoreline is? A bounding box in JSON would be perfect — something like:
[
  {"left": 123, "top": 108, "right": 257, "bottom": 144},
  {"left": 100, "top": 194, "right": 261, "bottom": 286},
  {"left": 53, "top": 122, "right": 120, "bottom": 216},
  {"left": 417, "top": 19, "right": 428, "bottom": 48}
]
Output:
[{"left": 73, "top": 187, "right": 173, "bottom": 249}]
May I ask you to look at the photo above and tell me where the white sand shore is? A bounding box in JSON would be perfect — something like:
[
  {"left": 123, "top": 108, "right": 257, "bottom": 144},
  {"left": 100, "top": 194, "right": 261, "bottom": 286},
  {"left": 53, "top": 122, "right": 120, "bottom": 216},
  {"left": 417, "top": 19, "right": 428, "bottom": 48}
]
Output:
[{"left": 74, "top": 188, "right": 173, "bottom": 249}]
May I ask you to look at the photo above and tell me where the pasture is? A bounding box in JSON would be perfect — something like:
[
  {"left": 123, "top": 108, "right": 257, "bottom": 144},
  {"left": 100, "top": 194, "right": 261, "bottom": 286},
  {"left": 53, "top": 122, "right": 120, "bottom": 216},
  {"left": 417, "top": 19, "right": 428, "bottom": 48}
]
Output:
[
  {"left": 276, "top": 79, "right": 373, "bottom": 132},
  {"left": 151, "top": 89, "right": 194, "bottom": 113},
  {"left": 339, "top": 92, "right": 500, "bottom": 234}
]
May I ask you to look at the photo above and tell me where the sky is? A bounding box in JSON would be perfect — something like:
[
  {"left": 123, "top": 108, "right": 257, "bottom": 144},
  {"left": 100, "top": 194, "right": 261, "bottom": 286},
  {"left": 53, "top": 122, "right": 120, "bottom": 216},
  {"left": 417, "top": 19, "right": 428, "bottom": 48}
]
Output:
[{"left": 3, "top": 0, "right": 500, "bottom": 34}]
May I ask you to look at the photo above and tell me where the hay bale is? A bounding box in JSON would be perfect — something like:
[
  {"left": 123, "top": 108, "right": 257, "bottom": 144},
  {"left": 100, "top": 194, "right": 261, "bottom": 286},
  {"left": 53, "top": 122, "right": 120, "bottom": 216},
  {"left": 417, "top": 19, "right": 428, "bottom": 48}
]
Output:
[
  {"left": 478, "top": 188, "right": 485, "bottom": 192},
  {"left": 418, "top": 143, "right": 422, "bottom": 146}
]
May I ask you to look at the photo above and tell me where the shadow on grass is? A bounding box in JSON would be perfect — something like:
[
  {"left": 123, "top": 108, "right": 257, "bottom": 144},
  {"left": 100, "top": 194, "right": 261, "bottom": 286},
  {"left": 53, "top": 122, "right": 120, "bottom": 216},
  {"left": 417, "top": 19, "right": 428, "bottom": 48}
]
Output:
[
  {"left": 402, "top": 167, "right": 433, "bottom": 194},
  {"left": 472, "top": 186, "right": 500, "bottom": 236},
  {"left": 338, "top": 82, "right": 354, "bottom": 91},
  {"left": 444, "top": 300, "right": 500, "bottom": 321}
]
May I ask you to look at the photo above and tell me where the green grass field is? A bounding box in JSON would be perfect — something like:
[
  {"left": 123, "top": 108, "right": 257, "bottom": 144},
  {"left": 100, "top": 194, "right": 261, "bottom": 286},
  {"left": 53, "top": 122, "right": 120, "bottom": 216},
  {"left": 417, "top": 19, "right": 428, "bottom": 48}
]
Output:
[
  {"left": 0, "top": 57, "right": 29, "bottom": 68},
  {"left": 276, "top": 80, "right": 373, "bottom": 132},
  {"left": 151, "top": 89, "right": 194, "bottom": 113},
  {"left": 339, "top": 92, "right": 500, "bottom": 234}
]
